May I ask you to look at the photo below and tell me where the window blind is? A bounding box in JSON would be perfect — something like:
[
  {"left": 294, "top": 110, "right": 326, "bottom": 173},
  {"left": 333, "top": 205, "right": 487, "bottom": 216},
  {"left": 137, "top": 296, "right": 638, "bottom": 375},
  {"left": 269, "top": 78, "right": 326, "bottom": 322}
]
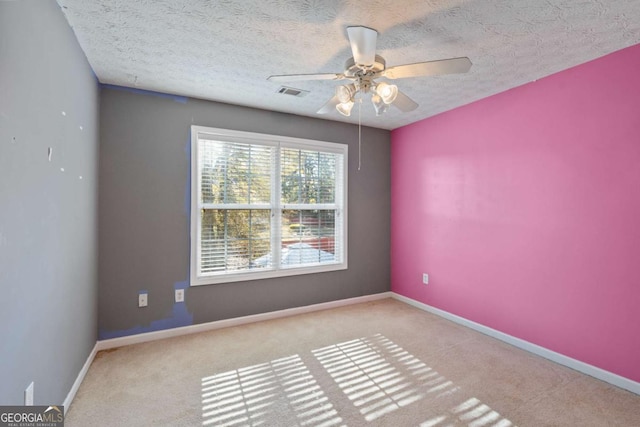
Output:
[{"left": 198, "top": 140, "right": 275, "bottom": 274}]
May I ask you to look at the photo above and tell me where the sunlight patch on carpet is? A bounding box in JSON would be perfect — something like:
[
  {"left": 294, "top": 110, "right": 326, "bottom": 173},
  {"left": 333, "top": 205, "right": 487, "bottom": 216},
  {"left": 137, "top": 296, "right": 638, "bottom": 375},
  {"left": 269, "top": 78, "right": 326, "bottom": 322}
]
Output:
[
  {"left": 201, "top": 354, "right": 342, "bottom": 427},
  {"left": 313, "top": 334, "right": 515, "bottom": 426},
  {"left": 201, "top": 334, "right": 516, "bottom": 426},
  {"left": 420, "top": 397, "right": 515, "bottom": 426},
  {"left": 312, "top": 333, "right": 453, "bottom": 421}
]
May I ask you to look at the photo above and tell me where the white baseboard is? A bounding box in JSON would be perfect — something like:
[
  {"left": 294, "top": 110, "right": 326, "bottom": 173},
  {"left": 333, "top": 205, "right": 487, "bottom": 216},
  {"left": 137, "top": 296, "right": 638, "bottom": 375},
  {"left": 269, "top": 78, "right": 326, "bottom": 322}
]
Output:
[
  {"left": 66, "top": 289, "right": 636, "bottom": 413},
  {"left": 95, "top": 292, "right": 393, "bottom": 351},
  {"left": 391, "top": 292, "right": 640, "bottom": 395},
  {"left": 63, "top": 292, "right": 390, "bottom": 411},
  {"left": 63, "top": 343, "right": 97, "bottom": 413}
]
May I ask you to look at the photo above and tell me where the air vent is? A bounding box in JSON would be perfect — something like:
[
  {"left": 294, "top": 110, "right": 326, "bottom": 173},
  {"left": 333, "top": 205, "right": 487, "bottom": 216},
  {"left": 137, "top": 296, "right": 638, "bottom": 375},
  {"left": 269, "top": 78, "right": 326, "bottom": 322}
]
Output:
[{"left": 277, "top": 86, "right": 309, "bottom": 97}]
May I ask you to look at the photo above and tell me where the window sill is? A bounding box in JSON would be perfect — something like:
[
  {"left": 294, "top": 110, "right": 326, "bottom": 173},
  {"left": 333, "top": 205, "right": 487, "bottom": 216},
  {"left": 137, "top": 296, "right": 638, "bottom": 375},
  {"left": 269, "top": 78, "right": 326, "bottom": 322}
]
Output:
[{"left": 190, "top": 262, "right": 348, "bottom": 286}]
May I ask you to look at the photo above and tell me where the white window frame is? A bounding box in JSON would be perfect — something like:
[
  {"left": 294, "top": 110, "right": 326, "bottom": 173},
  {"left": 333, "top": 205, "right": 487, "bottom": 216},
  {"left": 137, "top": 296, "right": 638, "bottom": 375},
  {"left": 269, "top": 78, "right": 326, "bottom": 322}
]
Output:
[{"left": 190, "top": 125, "right": 348, "bottom": 286}]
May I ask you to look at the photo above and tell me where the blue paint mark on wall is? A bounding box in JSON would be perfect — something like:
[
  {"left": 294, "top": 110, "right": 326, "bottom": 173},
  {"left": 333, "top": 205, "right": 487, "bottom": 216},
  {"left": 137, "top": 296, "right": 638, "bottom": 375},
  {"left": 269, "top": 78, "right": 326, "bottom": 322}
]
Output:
[
  {"left": 185, "top": 137, "right": 192, "bottom": 285},
  {"left": 184, "top": 136, "right": 191, "bottom": 216},
  {"left": 101, "top": 84, "right": 188, "bottom": 104},
  {"left": 98, "top": 281, "right": 193, "bottom": 340},
  {"left": 174, "top": 281, "right": 188, "bottom": 291}
]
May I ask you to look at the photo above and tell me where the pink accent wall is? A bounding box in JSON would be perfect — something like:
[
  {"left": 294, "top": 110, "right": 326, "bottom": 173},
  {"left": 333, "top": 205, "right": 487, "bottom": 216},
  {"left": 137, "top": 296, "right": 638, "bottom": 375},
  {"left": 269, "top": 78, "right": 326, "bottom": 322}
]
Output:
[{"left": 391, "top": 44, "right": 640, "bottom": 382}]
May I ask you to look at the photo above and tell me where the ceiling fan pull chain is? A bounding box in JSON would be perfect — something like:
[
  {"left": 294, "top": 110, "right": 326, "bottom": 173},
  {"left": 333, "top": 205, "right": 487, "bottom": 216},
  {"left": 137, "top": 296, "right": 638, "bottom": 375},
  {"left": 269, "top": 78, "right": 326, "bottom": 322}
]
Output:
[{"left": 358, "top": 98, "right": 362, "bottom": 171}]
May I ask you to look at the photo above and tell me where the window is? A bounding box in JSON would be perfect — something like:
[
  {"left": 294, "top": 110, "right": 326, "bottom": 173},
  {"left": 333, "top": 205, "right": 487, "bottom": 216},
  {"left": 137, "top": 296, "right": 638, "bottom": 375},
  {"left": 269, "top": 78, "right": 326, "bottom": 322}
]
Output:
[{"left": 191, "top": 126, "right": 348, "bottom": 285}]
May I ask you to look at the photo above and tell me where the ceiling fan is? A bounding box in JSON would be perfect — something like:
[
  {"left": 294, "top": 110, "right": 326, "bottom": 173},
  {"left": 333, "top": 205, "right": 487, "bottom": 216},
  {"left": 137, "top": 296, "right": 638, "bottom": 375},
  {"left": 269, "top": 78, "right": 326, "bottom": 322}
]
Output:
[{"left": 268, "top": 26, "right": 472, "bottom": 117}]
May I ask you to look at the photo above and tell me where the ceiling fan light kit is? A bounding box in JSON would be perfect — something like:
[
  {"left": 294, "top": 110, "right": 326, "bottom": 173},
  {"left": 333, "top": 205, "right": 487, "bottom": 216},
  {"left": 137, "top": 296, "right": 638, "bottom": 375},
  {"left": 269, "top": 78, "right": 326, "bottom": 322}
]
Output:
[
  {"left": 336, "top": 84, "right": 356, "bottom": 103},
  {"left": 375, "top": 82, "right": 398, "bottom": 104},
  {"left": 371, "top": 94, "right": 389, "bottom": 116},
  {"left": 336, "top": 99, "right": 355, "bottom": 116},
  {"left": 334, "top": 80, "right": 398, "bottom": 116},
  {"left": 267, "top": 25, "right": 472, "bottom": 118}
]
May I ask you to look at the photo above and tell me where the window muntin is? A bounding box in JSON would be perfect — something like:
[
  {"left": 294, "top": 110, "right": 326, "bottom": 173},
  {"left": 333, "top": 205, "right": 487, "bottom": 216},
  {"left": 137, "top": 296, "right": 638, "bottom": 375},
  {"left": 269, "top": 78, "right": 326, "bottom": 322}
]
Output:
[{"left": 191, "top": 126, "right": 347, "bottom": 285}]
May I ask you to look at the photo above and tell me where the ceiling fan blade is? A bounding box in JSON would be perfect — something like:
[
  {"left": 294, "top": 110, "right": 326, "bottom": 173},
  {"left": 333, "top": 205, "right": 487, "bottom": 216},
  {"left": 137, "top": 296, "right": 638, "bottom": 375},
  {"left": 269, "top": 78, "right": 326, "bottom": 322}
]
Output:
[
  {"left": 393, "top": 90, "right": 419, "bottom": 112},
  {"left": 347, "top": 26, "right": 377, "bottom": 67},
  {"left": 382, "top": 57, "right": 472, "bottom": 79},
  {"left": 267, "top": 73, "right": 344, "bottom": 82},
  {"left": 317, "top": 95, "right": 340, "bottom": 114}
]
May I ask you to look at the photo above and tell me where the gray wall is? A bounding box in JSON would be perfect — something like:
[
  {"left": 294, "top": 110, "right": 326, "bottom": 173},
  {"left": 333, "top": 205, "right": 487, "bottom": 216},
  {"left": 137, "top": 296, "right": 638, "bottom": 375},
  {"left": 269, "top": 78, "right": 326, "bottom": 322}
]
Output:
[
  {"left": 98, "top": 86, "right": 391, "bottom": 338},
  {"left": 0, "top": 0, "right": 99, "bottom": 405}
]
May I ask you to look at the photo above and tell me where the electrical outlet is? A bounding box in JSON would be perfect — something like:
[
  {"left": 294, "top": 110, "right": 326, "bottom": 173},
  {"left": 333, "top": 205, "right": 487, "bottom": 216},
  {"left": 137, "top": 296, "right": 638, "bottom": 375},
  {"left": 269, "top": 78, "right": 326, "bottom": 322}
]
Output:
[
  {"left": 422, "top": 273, "right": 429, "bottom": 285},
  {"left": 175, "top": 289, "right": 184, "bottom": 303},
  {"left": 138, "top": 292, "right": 148, "bottom": 307},
  {"left": 25, "top": 382, "right": 34, "bottom": 406}
]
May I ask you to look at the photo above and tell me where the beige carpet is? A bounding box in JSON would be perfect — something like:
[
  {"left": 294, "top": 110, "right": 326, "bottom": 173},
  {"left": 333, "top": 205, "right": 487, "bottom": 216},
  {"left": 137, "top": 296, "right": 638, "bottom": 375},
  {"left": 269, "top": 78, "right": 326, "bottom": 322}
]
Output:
[{"left": 66, "top": 298, "right": 640, "bottom": 426}]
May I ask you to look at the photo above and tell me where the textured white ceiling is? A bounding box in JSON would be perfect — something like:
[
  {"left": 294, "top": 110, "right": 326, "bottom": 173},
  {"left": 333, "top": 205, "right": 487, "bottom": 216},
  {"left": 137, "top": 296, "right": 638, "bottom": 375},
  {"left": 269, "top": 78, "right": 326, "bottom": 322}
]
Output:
[{"left": 57, "top": 0, "right": 640, "bottom": 130}]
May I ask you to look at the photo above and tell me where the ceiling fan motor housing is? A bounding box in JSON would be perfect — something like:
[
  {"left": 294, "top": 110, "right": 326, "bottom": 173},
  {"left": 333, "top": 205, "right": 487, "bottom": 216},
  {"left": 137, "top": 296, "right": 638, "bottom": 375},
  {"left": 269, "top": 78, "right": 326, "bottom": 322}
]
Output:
[
  {"left": 344, "top": 55, "right": 386, "bottom": 77},
  {"left": 344, "top": 55, "right": 386, "bottom": 94}
]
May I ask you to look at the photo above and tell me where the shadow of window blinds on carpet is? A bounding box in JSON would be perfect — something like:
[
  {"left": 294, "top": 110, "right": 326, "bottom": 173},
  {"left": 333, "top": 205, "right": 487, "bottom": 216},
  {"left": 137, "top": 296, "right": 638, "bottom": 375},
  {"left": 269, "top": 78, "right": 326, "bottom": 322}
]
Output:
[
  {"left": 201, "top": 333, "right": 515, "bottom": 426},
  {"left": 201, "top": 354, "right": 341, "bottom": 426}
]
